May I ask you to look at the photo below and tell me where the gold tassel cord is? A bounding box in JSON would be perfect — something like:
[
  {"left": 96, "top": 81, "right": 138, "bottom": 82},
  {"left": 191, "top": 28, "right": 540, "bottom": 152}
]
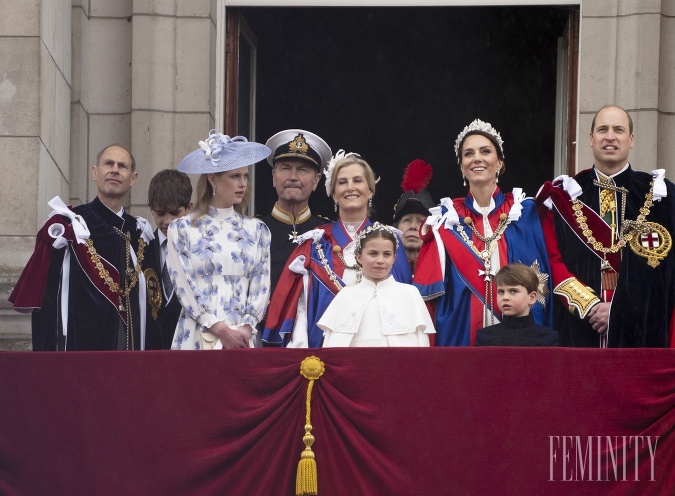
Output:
[{"left": 296, "top": 356, "right": 325, "bottom": 496}]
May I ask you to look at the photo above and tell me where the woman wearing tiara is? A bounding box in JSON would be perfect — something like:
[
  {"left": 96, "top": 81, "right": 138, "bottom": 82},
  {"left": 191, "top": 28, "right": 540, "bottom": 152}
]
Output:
[
  {"left": 263, "top": 151, "right": 412, "bottom": 348},
  {"left": 414, "top": 119, "right": 553, "bottom": 346}
]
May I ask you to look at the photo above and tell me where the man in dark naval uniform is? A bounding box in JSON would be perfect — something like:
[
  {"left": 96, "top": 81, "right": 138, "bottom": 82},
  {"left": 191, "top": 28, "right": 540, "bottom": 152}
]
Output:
[
  {"left": 536, "top": 105, "right": 675, "bottom": 347},
  {"left": 10, "top": 144, "right": 154, "bottom": 350},
  {"left": 262, "top": 129, "right": 332, "bottom": 295}
]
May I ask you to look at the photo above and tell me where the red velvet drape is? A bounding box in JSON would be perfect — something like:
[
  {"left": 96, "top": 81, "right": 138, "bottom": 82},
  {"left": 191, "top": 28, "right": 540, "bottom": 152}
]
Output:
[{"left": 0, "top": 348, "right": 672, "bottom": 495}]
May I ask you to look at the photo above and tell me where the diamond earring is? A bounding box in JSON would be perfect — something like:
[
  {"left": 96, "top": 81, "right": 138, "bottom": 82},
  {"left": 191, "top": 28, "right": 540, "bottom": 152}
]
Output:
[
  {"left": 368, "top": 197, "right": 373, "bottom": 208},
  {"left": 334, "top": 201, "right": 338, "bottom": 212}
]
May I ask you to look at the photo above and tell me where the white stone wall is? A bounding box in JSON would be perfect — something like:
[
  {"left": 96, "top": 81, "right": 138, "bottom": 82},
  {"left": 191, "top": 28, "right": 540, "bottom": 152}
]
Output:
[
  {"left": 578, "top": 0, "right": 675, "bottom": 176},
  {"left": 0, "top": 0, "right": 72, "bottom": 348},
  {"left": 130, "top": 0, "right": 214, "bottom": 222}
]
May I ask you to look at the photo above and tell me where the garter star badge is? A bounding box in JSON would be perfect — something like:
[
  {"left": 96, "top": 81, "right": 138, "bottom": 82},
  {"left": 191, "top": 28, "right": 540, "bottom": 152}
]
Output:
[{"left": 628, "top": 221, "right": 671, "bottom": 268}]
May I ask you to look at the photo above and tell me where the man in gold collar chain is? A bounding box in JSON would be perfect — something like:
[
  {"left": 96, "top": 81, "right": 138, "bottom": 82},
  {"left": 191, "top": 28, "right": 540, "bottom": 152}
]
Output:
[
  {"left": 10, "top": 144, "right": 154, "bottom": 350},
  {"left": 536, "top": 105, "right": 675, "bottom": 347}
]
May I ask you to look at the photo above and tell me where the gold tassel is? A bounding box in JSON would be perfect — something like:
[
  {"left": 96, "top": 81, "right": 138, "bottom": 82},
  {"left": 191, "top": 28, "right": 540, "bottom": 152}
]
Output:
[{"left": 296, "top": 356, "right": 325, "bottom": 496}]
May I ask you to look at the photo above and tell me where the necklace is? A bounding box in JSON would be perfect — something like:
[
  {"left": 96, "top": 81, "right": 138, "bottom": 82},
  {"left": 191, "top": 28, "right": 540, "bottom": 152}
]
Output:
[
  {"left": 455, "top": 212, "right": 511, "bottom": 326},
  {"left": 314, "top": 241, "right": 362, "bottom": 290},
  {"left": 572, "top": 181, "right": 655, "bottom": 265}
]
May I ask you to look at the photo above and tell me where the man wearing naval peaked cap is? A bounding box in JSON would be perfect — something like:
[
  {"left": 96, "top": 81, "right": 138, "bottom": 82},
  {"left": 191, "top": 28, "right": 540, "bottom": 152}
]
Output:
[{"left": 261, "top": 129, "right": 332, "bottom": 302}]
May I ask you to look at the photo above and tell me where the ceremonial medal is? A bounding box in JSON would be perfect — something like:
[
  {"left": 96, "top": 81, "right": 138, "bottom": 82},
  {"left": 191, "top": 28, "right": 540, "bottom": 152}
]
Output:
[
  {"left": 144, "top": 268, "right": 162, "bottom": 320},
  {"left": 628, "top": 221, "right": 672, "bottom": 268}
]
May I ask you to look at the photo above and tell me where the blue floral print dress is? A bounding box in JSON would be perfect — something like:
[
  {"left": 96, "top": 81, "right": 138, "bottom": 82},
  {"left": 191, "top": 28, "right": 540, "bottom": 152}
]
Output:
[{"left": 166, "top": 206, "right": 271, "bottom": 349}]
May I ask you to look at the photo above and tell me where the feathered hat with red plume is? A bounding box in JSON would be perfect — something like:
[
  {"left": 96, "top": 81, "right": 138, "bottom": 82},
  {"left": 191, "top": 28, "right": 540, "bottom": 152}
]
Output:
[{"left": 393, "top": 159, "right": 436, "bottom": 224}]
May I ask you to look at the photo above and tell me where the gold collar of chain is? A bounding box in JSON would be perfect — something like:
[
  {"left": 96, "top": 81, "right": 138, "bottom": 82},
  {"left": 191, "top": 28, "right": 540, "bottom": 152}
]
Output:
[
  {"left": 86, "top": 230, "right": 146, "bottom": 297},
  {"left": 572, "top": 182, "right": 655, "bottom": 255},
  {"left": 454, "top": 213, "right": 512, "bottom": 327},
  {"left": 456, "top": 213, "right": 511, "bottom": 267}
]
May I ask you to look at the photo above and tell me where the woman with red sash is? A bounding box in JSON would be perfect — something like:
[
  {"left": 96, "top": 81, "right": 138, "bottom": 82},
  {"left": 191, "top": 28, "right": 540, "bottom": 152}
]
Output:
[
  {"left": 414, "top": 119, "right": 553, "bottom": 346},
  {"left": 263, "top": 151, "right": 412, "bottom": 347}
]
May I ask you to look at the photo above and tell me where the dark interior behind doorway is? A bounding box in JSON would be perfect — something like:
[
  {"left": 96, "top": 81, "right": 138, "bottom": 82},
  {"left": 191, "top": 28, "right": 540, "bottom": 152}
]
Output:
[{"left": 243, "top": 6, "right": 571, "bottom": 221}]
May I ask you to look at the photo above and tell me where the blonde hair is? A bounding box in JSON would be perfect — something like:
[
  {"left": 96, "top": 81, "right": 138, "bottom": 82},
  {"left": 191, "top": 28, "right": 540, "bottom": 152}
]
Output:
[
  {"left": 192, "top": 173, "right": 251, "bottom": 223},
  {"left": 330, "top": 155, "right": 377, "bottom": 216}
]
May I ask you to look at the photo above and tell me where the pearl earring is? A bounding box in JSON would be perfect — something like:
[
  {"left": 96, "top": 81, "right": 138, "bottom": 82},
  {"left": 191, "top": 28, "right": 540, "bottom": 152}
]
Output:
[
  {"left": 463, "top": 175, "right": 467, "bottom": 187},
  {"left": 496, "top": 170, "right": 500, "bottom": 184},
  {"left": 212, "top": 184, "right": 216, "bottom": 195}
]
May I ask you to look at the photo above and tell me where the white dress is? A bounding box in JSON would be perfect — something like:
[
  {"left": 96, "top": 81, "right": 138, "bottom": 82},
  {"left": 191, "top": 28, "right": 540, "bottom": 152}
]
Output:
[
  {"left": 317, "top": 276, "right": 435, "bottom": 347},
  {"left": 167, "top": 207, "right": 271, "bottom": 349}
]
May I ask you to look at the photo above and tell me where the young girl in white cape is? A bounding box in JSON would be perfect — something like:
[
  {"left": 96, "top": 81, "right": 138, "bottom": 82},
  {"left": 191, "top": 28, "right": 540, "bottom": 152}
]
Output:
[{"left": 317, "top": 222, "right": 435, "bottom": 347}]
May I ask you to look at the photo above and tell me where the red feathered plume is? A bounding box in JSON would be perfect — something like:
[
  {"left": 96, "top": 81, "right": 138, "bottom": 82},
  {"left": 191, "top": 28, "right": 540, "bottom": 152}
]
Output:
[{"left": 401, "top": 159, "right": 433, "bottom": 193}]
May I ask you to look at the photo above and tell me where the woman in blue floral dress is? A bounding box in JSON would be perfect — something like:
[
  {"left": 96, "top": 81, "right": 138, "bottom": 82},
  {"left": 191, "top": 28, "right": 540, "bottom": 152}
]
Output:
[{"left": 167, "top": 132, "right": 272, "bottom": 349}]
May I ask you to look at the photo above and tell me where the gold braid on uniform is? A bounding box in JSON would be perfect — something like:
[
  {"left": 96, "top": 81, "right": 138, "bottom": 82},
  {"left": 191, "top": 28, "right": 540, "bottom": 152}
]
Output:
[
  {"left": 553, "top": 277, "right": 601, "bottom": 319},
  {"left": 86, "top": 229, "right": 146, "bottom": 350}
]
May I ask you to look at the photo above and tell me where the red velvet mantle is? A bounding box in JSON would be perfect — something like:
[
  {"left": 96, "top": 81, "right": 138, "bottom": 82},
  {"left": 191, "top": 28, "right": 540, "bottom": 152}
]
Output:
[{"left": 0, "top": 348, "right": 672, "bottom": 495}]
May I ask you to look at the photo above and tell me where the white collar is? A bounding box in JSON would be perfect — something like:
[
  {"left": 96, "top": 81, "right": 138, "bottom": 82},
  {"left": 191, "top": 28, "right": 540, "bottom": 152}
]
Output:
[{"left": 594, "top": 162, "right": 629, "bottom": 180}]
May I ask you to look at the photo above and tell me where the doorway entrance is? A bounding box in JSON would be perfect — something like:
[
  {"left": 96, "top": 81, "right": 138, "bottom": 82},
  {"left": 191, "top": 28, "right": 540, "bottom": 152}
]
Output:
[{"left": 231, "top": 6, "right": 575, "bottom": 220}]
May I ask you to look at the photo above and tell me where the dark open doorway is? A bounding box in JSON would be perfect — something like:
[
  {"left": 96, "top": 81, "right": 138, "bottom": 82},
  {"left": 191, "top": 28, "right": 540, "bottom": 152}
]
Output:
[{"left": 238, "top": 6, "right": 574, "bottom": 221}]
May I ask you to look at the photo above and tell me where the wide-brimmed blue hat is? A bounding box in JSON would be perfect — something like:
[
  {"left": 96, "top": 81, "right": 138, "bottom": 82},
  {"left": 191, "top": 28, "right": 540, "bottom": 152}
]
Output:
[{"left": 178, "top": 131, "right": 272, "bottom": 174}]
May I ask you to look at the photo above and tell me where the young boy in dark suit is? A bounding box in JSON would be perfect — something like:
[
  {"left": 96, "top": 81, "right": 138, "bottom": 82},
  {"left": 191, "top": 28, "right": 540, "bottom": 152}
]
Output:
[
  {"left": 476, "top": 263, "right": 558, "bottom": 346},
  {"left": 144, "top": 169, "right": 192, "bottom": 349}
]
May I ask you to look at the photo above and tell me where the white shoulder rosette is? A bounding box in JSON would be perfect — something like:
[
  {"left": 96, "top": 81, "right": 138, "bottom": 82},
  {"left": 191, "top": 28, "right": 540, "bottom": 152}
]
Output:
[
  {"left": 651, "top": 169, "right": 667, "bottom": 202},
  {"left": 425, "top": 197, "right": 459, "bottom": 232},
  {"left": 294, "top": 228, "right": 325, "bottom": 245},
  {"left": 508, "top": 188, "right": 526, "bottom": 221},
  {"left": 46, "top": 196, "right": 90, "bottom": 248},
  {"left": 541, "top": 175, "right": 582, "bottom": 210}
]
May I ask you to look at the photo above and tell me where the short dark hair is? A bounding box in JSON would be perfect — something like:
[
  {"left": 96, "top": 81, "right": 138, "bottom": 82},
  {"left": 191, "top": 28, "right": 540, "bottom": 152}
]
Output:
[
  {"left": 148, "top": 169, "right": 192, "bottom": 210},
  {"left": 494, "top": 263, "right": 539, "bottom": 294},
  {"left": 96, "top": 144, "right": 136, "bottom": 172},
  {"left": 590, "top": 105, "right": 634, "bottom": 135}
]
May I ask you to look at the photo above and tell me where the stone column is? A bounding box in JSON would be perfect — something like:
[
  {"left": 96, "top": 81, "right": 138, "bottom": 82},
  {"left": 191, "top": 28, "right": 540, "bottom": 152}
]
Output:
[
  {"left": 0, "top": 0, "right": 72, "bottom": 349},
  {"left": 130, "top": 0, "right": 214, "bottom": 221},
  {"left": 578, "top": 0, "right": 669, "bottom": 176},
  {"left": 659, "top": 0, "right": 675, "bottom": 168},
  {"left": 71, "top": 0, "right": 133, "bottom": 208}
]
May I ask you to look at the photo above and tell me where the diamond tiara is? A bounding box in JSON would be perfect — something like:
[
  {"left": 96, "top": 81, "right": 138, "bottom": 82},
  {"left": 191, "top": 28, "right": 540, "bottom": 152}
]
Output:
[
  {"left": 355, "top": 222, "right": 401, "bottom": 252},
  {"left": 454, "top": 119, "right": 504, "bottom": 162}
]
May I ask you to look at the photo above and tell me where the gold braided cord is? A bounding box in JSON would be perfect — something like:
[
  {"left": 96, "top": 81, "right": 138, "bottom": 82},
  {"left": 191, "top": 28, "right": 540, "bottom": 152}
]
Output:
[{"left": 296, "top": 357, "right": 325, "bottom": 496}]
